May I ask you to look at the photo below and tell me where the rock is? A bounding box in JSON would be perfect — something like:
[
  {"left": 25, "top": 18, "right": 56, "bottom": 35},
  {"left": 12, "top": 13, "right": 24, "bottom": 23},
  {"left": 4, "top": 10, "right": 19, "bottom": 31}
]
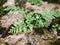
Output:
[
  {"left": 0, "top": 11, "right": 25, "bottom": 38},
  {"left": 29, "top": 34, "right": 45, "bottom": 45},
  {"left": 3, "top": 0, "right": 15, "bottom": 7},
  {"left": 5, "top": 33, "right": 28, "bottom": 45},
  {"left": 3, "top": 0, "right": 27, "bottom": 8},
  {"left": 1, "top": 11, "right": 24, "bottom": 28},
  {"left": 0, "top": 38, "right": 5, "bottom": 45},
  {"left": 0, "top": 31, "right": 57, "bottom": 45}
]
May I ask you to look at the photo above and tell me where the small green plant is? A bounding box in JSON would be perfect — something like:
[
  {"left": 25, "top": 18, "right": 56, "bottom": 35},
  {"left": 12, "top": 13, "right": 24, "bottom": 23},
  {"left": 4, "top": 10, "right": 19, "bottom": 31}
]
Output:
[
  {"left": 4, "top": 6, "right": 29, "bottom": 15},
  {"left": 10, "top": 12, "right": 36, "bottom": 34},
  {"left": 9, "top": 8, "right": 60, "bottom": 34},
  {"left": 10, "top": 20, "right": 27, "bottom": 33},
  {"left": 52, "top": 24, "right": 58, "bottom": 30},
  {"left": 4, "top": 6, "right": 20, "bottom": 12},
  {"left": 28, "top": 0, "right": 42, "bottom": 6},
  {"left": 41, "top": 9, "right": 60, "bottom": 26}
]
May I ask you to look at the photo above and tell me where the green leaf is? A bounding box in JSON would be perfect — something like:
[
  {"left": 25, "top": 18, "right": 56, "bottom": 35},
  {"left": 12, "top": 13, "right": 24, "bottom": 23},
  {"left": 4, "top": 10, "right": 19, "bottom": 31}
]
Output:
[
  {"left": 23, "top": 27, "right": 27, "bottom": 33},
  {"left": 29, "top": 24, "right": 33, "bottom": 31}
]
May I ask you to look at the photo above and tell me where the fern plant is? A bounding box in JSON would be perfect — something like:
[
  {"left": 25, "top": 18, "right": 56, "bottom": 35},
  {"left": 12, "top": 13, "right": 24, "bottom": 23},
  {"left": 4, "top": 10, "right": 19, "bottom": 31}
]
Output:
[
  {"left": 10, "top": 20, "right": 27, "bottom": 33},
  {"left": 10, "top": 12, "right": 35, "bottom": 34},
  {"left": 4, "top": 6, "right": 20, "bottom": 13},
  {"left": 10, "top": 8, "right": 60, "bottom": 34},
  {"left": 52, "top": 24, "right": 58, "bottom": 31},
  {"left": 4, "top": 6, "right": 29, "bottom": 16}
]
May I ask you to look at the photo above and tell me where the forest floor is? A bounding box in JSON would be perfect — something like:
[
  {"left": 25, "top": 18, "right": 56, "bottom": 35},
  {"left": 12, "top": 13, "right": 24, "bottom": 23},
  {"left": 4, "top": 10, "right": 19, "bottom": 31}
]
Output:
[{"left": 0, "top": 0, "right": 60, "bottom": 45}]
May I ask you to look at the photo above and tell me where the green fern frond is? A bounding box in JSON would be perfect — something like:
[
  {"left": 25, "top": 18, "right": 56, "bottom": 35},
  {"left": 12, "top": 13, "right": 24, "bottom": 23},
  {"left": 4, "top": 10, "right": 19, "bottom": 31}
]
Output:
[{"left": 10, "top": 8, "right": 60, "bottom": 34}]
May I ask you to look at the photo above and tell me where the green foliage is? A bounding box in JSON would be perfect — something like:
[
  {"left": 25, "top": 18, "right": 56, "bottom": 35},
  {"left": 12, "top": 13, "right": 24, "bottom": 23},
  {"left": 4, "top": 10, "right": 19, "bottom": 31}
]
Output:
[
  {"left": 51, "top": 24, "right": 60, "bottom": 31},
  {"left": 10, "top": 12, "right": 35, "bottom": 34},
  {"left": 34, "top": 14, "right": 45, "bottom": 28},
  {"left": 9, "top": 8, "right": 60, "bottom": 34},
  {"left": 0, "top": 7, "right": 7, "bottom": 16},
  {"left": 0, "top": 0, "right": 7, "bottom": 16},
  {"left": 28, "top": 0, "right": 42, "bottom": 6},
  {"left": 10, "top": 20, "right": 34, "bottom": 34},
  {"left": 52, "top": 24, "right": 58, "bottom": 31},
  {"left": 0, "top": 6, "right": 19, "bottom": 16},
  {"left": 0, "top": 0, "right": 60, "bottom": 35},
  {"left": 4, "top": 6, "right": 29, "bottom": 14},
  {"left": 10, "top": 20, "right": 27, "bottom": 33},
  {"left": 41, "top": 9, "right": 55, "bottom": 20},
  {"left": 5, "top": 6, "right": 60, "bottom": 33},
  {"left": 4, "top": 6, "right": 20, "bottom": 12},
  {"left": 54, "top": 11, "right": 60, "bottom": 17}
]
